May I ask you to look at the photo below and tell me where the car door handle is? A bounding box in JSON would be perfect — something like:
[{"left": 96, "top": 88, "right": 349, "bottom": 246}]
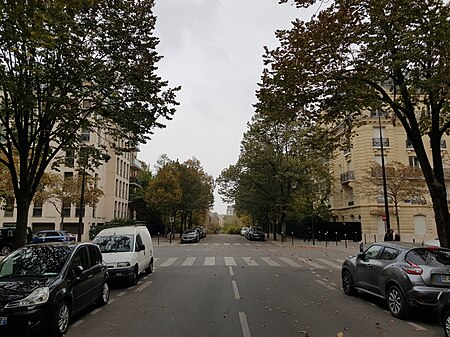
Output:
[{"left": 88, "top": 274, "right": 93, "bottom": 278}]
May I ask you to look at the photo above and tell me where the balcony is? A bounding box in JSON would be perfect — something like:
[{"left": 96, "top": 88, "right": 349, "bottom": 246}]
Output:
[
  {"left": 340, "top": 171, "right": 355, "bottom": 184},
  {"left": 372, "top": 138, "right": 390, "bottom": 148}
]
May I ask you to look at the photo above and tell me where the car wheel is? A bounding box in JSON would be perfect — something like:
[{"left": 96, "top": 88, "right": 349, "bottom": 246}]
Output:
[
  {"left": 50, "top": 300, "right": 70, "bottom": 337},
  {"left": 386, "top": 285, "right": 410, "bottom": 318},
  {"left": 342, "top": 270, "right": 357, "bottom": 296},
  {"left": 0, "top": 245, "right": 12, "bottom": 256},
  {"left": 97, "top": 282, "right": 110, "bottom": 306},
  {"left": 129, "top": 267, "right": 138, "bottom": 286},
  {"left": 444, "top": 310, "right": 450, "bottom": 337},
  {"left": 145, "top": 260, "right": 153, "bottom": 274}
]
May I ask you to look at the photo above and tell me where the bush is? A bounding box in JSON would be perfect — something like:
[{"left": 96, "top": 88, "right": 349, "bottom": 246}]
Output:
[{"left": 221, "top": 225, "right": 241, "bottom": 235}]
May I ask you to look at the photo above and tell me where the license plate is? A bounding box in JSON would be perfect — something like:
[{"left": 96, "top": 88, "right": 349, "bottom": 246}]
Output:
[
  {"left": 440, "top": 275, "right": 450, "bottom": 283},
  {"left": 0, "top": 317, "right": 7, "bottom": 326}
]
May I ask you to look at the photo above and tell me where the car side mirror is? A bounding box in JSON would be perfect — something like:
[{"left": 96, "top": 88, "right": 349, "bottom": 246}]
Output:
[
  {"left": 72, "top": 265, "right": 84, "bottom": 277},
  {"left": 138, "top": 244, "right": 145, "bottom": 251},
  {"left": 357, "top": 253, "right": 364, "bottom": 260}
]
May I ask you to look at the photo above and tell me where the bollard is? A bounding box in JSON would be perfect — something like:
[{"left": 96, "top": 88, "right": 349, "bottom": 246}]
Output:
[
  {"left": 413, "top": 237, "right": 415, "bottom": 243},
  {"left": 335, "top": 232, "right": 338, "bottom": 246},
  {"left": 325, "top": 232, "right": 328, "bottom": 247},
  {"left": 359, "top": 241, "right": 364, "bottom": 252},
  {"left": 364, "top": 232, "right": 367, "bottom": 244},
  {"left": 281, "top": 232, "right": 284, "bottom": 244},
  {"left": 291, "top": 232, "right": 294, "bottom": 246},
  {"left": 373, "top": 234, "right": 376, "bottom": 243},
  {"left": 318, "top": 231, "right": 321, "bottom": 242},
  {"left": 157, "top": 232, "right": 160, "bottom": 245},
  {"left": 344, "top": 234, "right": 347, "bottom": 248}
]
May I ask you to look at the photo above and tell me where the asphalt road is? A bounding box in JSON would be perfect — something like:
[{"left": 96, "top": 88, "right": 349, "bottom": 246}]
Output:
[{"left": 65, "top": 234, "right": 443, "bottom": 337}]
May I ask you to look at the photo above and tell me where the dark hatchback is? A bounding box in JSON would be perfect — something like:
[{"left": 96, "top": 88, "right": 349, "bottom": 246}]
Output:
[
  {"left": 0, "top": 242, "right": 109, "bottom": 337},
  {"left": 342, "top": 242, "right": 450, "bottom": 318},
  {"left": 245, "top": 226, "right": 265, "bottom": 241}
]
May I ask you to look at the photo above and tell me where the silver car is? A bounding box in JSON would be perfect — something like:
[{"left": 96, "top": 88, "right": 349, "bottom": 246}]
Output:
[{"left": 341, "top": 242, "right": 450, "bottom": 318}]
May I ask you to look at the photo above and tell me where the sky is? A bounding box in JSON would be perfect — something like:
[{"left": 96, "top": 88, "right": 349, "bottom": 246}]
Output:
[{"left": 139, "top": 0, "right": 320, "bottom": 214}]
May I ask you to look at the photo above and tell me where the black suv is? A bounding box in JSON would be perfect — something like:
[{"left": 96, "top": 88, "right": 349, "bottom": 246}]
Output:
[
  {"left": 0, "top": 242, "right": 110, "bottom": 337},
  {"left": 0, "top": 227, "right": 33, "bottom": 256}
]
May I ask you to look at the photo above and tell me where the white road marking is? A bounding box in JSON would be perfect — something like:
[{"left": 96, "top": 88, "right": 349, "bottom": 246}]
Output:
[
  {"left": 297, "top": 257, "right": 326, "bottom": 269},
  {"left": 229, "top": 266, "right": 234, "bottom": 276},
  {"left": 317, "top": 258, "right": 342, "bottom": 269},
  {"left": 335, "top": 259, "right": 345, "bottom": 264},
  {"left": 204, "top": 257, "right": 215, "bottom": 266},
  {"left": 182, "top": 257, "right": 196, "bottom": 266},
  {"left": 108, "top": 299, "right": 115, "bottom": 304},
  {"left": 160, "top": 257, "right": 177, "bottom": 267},
  {"left": 117, "top": 291, "right": 126, "bottom": 297},
  {"left": 90, "top": 308, "right": 102, "bottom": 315},
  {"left": 239, "top": 312, "right": 252, "bottom": 337},
  {"left": 214, "top": 243, "right": 220, "bottom": 246},
  {"left": 135, "top": 280, "right": 153, "bottom": 292},
  {"left": 232, "top": 280, "right": 241, "bottom": 299},
  {"left": 243, "top": 257, "right": 259, "bottom": 266},
  {"left": 235, "top": 243, "right": 241, "bottom": 246},
  {"left": 71, "top": 320, "right": 84, "bottom": 328},
  {"left": 224, "top": 243, "right": 230, "bottom": 246},
  {"left": 315, "top": 279, "right": 336, "bottom": 291},
  {"left": 279, "top": 257, "right": 301, "bottom": 267},
  {"left": 225, "top": 257, "right": 237, "bottom": 266},
  {"left": 261, "top": 257, "right": 281, "bottom": 267}
]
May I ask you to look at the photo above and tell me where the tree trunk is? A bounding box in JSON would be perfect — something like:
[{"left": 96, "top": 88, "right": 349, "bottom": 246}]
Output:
[
  {"left": 14, "top": 192, "right": 32, "bottom": 249},
  {"left": 394, "top": 202, "right": 401, "bottom": 237}
]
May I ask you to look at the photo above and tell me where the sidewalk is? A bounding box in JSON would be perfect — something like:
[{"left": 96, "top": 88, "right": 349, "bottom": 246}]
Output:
[{"left": 266, "top": 236, "right": 362, "bottom": 254}]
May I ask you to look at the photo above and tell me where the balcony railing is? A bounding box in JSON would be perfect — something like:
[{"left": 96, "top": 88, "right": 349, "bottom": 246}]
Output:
[
  {"left": 372, "top": 138, "right": 390, "bottom": 148},
  {"left": 340, "top": 171, "right": 355, "bottom": 183}
]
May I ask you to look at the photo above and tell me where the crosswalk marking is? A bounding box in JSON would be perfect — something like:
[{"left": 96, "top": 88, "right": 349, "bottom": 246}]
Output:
[
  {"left": 261, "top": 257, "right": 280, "bottom": 267},
  {"left": 204, "top": 257, "right": 215, "bottom": 266},
  {"left": 279, "top": 257, "right": 301, "bottom": 267},
  {"left": 243, "top": 257, "right": 259, "bottom": 266},
  {"left": 317, "top": 258, "right": 341, "bottom": 269},
  {"left": 160, "top": 257, "right": 177, "bottom": 267},
  {"left": 182, "top": 257, "right": 196, "bottom": 266},
  {"left": 214, "top": 243, "right": 220, "bottom": 246},
  {"left": 224, "top": 243, "right": 230, "bottom": 246},
  {"left": 225, "top": 257, "right": 237, "bottom": 266},
  {"left": 297, "top": 257, "right": 326, "bottom": 269}
]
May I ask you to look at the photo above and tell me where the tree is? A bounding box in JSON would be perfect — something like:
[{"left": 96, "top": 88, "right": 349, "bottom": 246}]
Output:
[
  {"left": 261, "top": 0, "right": 450, "bottom": 246},
  {"left": 356, "top": 161, "right": 427, "bottom": 236},
  {"left": 0, "top": 1, "right": 179, "bottom": 248}
]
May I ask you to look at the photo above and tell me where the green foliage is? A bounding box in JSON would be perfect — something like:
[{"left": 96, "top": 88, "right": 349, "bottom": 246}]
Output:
[
  {"left": 221, "top": 224, "right": 241, "bottom": 235},
  {"left": 0, "top": 0, "right": 179, "bottom": 248}
]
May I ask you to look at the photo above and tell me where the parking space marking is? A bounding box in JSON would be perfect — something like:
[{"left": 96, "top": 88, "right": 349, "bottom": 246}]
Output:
[
  {"left": 243, "top": 257, "right": 258, "bottom": 266},
  {"left": 261, "top": 257, "right": 280, "bottom": 267},
  {"left": 182, "top": 257, "right": 196, "bottom": 266},
  {"left": 315, "top": 279, "right": 336, "bottom": 291},
  {"left": 407, "top": 322, "right": 427, "bottom": 331},
  {"left": 135, "top": 280, "right": 153, "bottom": 292},
  {"left": 279, "top": 257, "right": 301, "bottom": 267},
  {"left": 90, "top": 308, "right": 102, "bottom": 315},
  {"left": 317, "top": 258, "right": 341, "bottom": 269},
  {"left": 117, "top": 291, "right": 126, "bottom": 297},
  {"left": 204, "top": 257, "right": 215, "bottom": 266},
  {"left": 71, "top": 320, "right": 84, "bottom": 328},
  {"left": 239, "top": 312, "right": 252, "bottom": 337},
  {"left": 225, "top": 257, "right": 237, "bottom": 266}
]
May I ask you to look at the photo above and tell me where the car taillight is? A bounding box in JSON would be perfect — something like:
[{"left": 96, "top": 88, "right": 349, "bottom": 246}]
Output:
[{"left": 402, "top": 260, "right": 423, "bottom": 275}]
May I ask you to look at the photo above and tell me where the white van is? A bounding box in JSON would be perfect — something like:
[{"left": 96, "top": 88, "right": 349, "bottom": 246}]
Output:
[{"left": 93, "top": 225, "right": 154, "bottom": 286}]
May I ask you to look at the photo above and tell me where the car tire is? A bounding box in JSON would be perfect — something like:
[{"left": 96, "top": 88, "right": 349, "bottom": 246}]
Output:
[
  {"left": 342, "top": 270, "right": 357, "bottom": 296},
  {"left": 50, "top": 300, "right": 70, "bottom": 337},
  {"left": 96, "top": 282, "right": 110, "bottom": 306},
  {"left": 129, "top": 267, "right": 138, "bottom": 286},
  {"left": 0, "top": 244, "right": 12, "bottom": 256},
  {"left": 444, "top": 310, "right": 450, "bottom": 337},
  {"left": 144, "top": 259, "right": 153, "bottom": 274},
  {"left": 386, "top": 285, "right": 410, "bottom": 318}
]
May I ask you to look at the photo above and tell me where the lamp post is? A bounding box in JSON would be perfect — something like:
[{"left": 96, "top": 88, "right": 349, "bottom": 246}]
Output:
[{"left": 378, "top": 110, "right": 391, "bottom": 231}]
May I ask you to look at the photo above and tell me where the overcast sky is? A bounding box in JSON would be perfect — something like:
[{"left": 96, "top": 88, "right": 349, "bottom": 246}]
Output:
[{"left": 139, "top": 0, "right": 319, "bottom": 214}]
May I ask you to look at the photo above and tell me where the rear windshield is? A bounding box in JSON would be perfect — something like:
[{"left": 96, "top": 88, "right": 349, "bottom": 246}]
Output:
[{"left": 405, "top": 248, "right": 450, "bottom": 266}]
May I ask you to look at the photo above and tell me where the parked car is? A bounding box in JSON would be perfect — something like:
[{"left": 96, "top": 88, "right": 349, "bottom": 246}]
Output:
[
  {"left": 0, "top": 242, "right": 109, "bottom": 337},
  {"left": 31, "top": 230, "right": 76, "bottom": 244},
  {"left": 240, "top": 227, "right": 249, "bottom": 236},
  {"left": 341, "top": 242, "right": 450, "bottom": 318},
  {"left": 0, "top": 227, "right": 33, "bottom": 256},
  {"left": 93, "top": 225, "right": 154, "bottom": 286},
  {"left": 181, "top": 228, "right": 200, "bottom": 243},
  {"left": 196, "top": 226, "right": 207, "bottom": 238},
  {"left": 438, "top": 290, "right": 450, "bottom": 337},
  {"left": 245, "top": 226, "right": 265, "bottom": 241}
]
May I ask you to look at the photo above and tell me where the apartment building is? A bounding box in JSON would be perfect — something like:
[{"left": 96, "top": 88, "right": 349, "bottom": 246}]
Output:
[
  {"left": 329, "top": 110, "right": 449, "bottom": 243},
  {"left": 0, "top": 126, "right": 138, "bottom": 241}
]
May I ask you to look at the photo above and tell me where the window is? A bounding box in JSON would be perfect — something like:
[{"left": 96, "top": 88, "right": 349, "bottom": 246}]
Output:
[
  {"left": 32, "top": 201, "right": 43, "bottom": 217},
  {"left": 81, "top": 128, "right": 90, "bottom": 142},
  {"left": 72, "top": 246, "right": 90, "bottom": 270},
  {"left": 135, "top": 234, "right": 143, "bottom": 251},
  {"left": 379, "top": 247, "right": 398, "bottom": 260},
  {"left": 88, "top": 245, "right": 102, "bottom": 265},
  {"left": 409, "top": 156, "right": 420, "bottom": 168},
  {"left": 363, "top": 245, "right": 383, "bottom": 259},
  {"left": 65, "top": 149, "right": 74, "bottom": 167},
  {"left": 3, "top": 198, "right": 14, "bottom": 217}
]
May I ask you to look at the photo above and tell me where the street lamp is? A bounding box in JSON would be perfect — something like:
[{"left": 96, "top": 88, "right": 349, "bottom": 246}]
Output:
[
  {"left": 377, "top": 110, "right": 390, "bottom": 231},
  {"left": 77, "top": 169, "right": 86, "bottom": 242}
]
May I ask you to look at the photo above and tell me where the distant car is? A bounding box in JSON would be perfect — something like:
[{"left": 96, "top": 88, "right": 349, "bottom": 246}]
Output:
[
  {"left": 181, "top": 229, "right": 199, "bottom": 243},
  {"left": 0, "top": 227, "right": 33, "bottom": 256},
  {"left": 31, "top": 230, "right": 76, "bottom": 244},
  {"left": 245, "top": 226, "right": 265, "bottom": 241},
  {"left": 342, "top": 242, "right": 450, "bottom": 318},
  {"left": 438, "top": 290, "right": 450, "bottom": 337},
  {"left": 424, "top": 238, "right": 440, "bottom": 247},
  {"left": 0, "top": 242, "right": 109, "bottom": 337},
  {"left": 240, "top": 227, "right": 249, "bottom": 236}
]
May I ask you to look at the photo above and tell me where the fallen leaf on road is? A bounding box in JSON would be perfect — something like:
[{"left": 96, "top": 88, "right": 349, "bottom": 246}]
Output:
[{"left": 337, "top": 332, "right": 344, "bottom": 337}]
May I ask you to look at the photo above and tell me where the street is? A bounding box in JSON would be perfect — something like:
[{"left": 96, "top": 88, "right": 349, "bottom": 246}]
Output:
[{"left": 66, "top": 234, "right": 442, "bottom": 337}]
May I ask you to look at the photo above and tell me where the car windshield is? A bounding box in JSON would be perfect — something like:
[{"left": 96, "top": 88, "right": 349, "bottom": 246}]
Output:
[
  {"left": 0, "top": 245, "right": 72, "bottom": 278},
  {"left": 185, "top": 229, "right": 196, "bottom": 234},
  {"left": 94, "top": 235, "right": 134, "bottom": 253},
  {"left": 406, "top": 248, "right": 450, "bottom": 266},
  {"left": 252, "top": 227, "right": 263, "bottom": 232}
]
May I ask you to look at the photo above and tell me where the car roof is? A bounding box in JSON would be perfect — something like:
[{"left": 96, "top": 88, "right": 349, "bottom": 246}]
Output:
[
  {"left": 97, "top": 225, "right": 147, "bottom": 235},
  {"left": 371, "top": 241, "right": 448, "bottom": 251}
]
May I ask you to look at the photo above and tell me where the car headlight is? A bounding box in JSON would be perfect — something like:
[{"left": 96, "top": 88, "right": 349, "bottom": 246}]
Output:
[
  {"left": 117, "top": 262, "right": 131, "bottom": 268},
  {"left": 5, "top": 287, "right": 50, "bottom": 308}
]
